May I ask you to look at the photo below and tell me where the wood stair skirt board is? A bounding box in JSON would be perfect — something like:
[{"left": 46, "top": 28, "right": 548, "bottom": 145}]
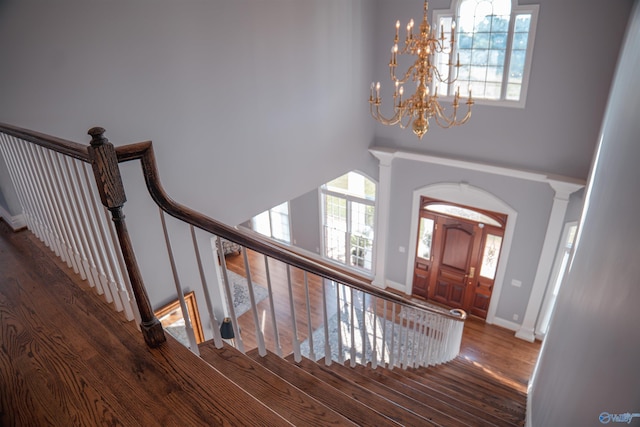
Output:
[{"left": 196, "top": 340, "right": 527, "bottom": 427}]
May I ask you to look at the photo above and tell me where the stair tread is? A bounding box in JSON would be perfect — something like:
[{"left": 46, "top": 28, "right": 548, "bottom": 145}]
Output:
[
  {"left": 392, "top": 362, "right": 526, "bottom": 424},
  {"left": 199, "top": 343, "right": 356, "bottom": 426},
  {"left": 432, "top": 359, "right": 527, "bottom": 403},
  {"left": 246, "top": 349, "right": 401, "bottom": 427},
  {"left": 349, "top": 362, "right": 522, "bottom": 427},
  {"left": 324, "top": 358, "right": 481, "bottom": 427},
  {"left": 285, "top": 354, "right": 447, "bottom": 426}
]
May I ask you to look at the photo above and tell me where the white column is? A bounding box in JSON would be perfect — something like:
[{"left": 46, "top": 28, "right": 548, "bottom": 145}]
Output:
[
  {"left": 369, "top": 148, "right": 395, "bottom": 288},
  {"left": 516, "top": 180, "right": 583, "bottom": 342}
]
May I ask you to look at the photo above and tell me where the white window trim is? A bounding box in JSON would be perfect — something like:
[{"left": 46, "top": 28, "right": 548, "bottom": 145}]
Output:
[{"left": 432, "top": 1, "right": 539, "bottom": 108}]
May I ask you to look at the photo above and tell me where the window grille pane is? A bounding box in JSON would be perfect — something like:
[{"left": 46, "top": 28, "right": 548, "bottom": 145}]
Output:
[
  {"left": 253, "top": 210, "right": 271, "bottom": 237},
  {"left": 350, "top": 201, "right": 374, "bottom": 269},
  {"left": 480, "top": 234, "right": 503, "bottom": 279},
  {"left": 270, "top": 210, "right": 290, "bottom": 243},
  {"left": 506, "top": 82, "right": 522, "bottom": 100},
  {"left": 484, "top": 82, "right": 502, "bottom": 99},
  {"left": 471, "top": 49, "right": 489, "bottom": 66},
  {"left": 514, "top": 13, "right": 531, "bottom": 32},
  {"left": 325, "top": 195, "right": 347, "bottom": 232},
  {"left": 513, "top": 31, "right": 529, "bottom": 49},
  {"left": 324, "top": 226, "right": 346, "bottom": 263},
  {"left": 488, "top": 49, "right": 504, "bottom": 66},
  {"left": 417, "top": 218, "right": 435, "bottom": 259},
  {"left": 490, "top": 33, "right": 508, "bottom": 50}
]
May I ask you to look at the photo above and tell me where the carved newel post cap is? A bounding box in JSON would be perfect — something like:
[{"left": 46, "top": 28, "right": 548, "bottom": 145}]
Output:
[{"left": 88, "top": 127, "right": 108, "bottom": 146}]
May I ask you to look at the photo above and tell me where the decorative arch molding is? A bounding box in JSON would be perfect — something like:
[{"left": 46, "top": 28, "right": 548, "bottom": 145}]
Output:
[{"left": 404, "top": 181, "right": 518, "bottom": 325}]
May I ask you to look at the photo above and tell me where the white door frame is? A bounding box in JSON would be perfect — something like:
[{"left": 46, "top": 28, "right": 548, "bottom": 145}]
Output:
[{"left": 404, "top": 182, "right": 518, "bottom": 325}]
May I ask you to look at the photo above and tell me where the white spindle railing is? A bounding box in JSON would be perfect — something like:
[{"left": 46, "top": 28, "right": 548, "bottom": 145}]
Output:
[
  {"left": 0, "top": 131, "right": 138, "bottom": 323},
  {"left": 0, "top": 124, "right": 466, "bottom": 375},
  {"left": 207, "top": 239, "right": 465, "bottom": 371}
]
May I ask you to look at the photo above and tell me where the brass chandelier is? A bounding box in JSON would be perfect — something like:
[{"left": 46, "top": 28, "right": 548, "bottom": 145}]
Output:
[{"left": 369, "top": 1, "right": 473, "bottom": 139}]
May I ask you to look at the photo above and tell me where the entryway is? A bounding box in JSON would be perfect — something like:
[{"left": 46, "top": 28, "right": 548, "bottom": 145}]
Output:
[{"left": 411, "top": 197, "right": 507, "bottom": 319}]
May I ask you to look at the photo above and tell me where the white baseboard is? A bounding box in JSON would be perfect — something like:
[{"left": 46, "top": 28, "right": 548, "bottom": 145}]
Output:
[
  {"left": 0, "top": 206, "right": 26, "bottom": 231},
  {"left": 384, "top": 279, "right": 410, "bottom": 294},
  {"left": 490, "top": 316, "right": 521, "bottom": 332}
]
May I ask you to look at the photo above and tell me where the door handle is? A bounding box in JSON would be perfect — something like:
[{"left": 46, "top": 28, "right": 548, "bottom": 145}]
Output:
[{"left": 468, "top": 267, "right": 475, "bottom": 279}]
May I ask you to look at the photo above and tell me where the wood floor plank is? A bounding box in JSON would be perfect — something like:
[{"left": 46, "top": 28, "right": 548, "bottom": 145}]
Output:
[{"left": 0, "top": 222, "right": 291, "bottom": 427}]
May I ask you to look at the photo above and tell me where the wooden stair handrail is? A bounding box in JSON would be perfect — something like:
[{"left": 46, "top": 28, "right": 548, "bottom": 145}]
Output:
[
  {"left": 116, "top": 140, "right": 466, "bottom": 322},
  {"left": 0, "top": 122, "right": 466, "bottom": 323},
  {"left": 0, "top": 122, "right": 90, "bottom": 161}
]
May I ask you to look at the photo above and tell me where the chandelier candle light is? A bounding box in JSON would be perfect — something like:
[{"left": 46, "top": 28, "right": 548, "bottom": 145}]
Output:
[{"left": 369, "top": 1, "right": 473, "bottom": 139}]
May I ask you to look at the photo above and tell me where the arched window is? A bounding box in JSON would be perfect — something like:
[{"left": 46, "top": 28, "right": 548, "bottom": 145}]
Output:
[
  {"left": 320, "top": 171, "right": 376, "bottom": 271},
  {"left": 434, "top": 0, "right": 538, "bottom": 106}
]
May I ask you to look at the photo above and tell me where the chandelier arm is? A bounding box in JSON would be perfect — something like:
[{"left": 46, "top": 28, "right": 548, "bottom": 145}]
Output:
[
  {"left": 432, "top": 101, "right": 457, "bottom": 128},
  {"left": 370, "top": 102, "right": 403, "bottom": 126}
]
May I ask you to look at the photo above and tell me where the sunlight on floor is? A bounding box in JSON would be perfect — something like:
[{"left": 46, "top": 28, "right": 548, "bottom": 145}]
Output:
[{"left": 462, "top": 355, "right": 526, "bottom": 393}]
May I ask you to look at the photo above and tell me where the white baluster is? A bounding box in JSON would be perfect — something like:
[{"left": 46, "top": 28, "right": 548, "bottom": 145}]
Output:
[
  {"left": 381, "top": 299, "right": 388, "bottom": 367},
  {"left": 160, "top": 209, "right": 199, "bottom": 355},
  {"left": 371, "top": 296, "right": 378, "bottom": 369},
  {"left": 303, "top": 271, "right": 315, "bottom": 361},
  {"left": 389, "top": 303, "right": 396, "bottom": 369},
  {"left": 0, "top": 136, "right": 40, "bottom": 241},
  {"left": 14, "top": 139, "right": 68, "bottom": 263},
  {"left": 349, "top": 287, "right": 356, "bottom": 367},
  {"left": 336, "top": 282, "right": 343, "bottom": 364},
  {"left": 361, "top": 291, "right": 367, "bottom": 366},
  {"left": 41, "top": 146, "right": 87, "bottom": 279},
  {"left": 32, "top": 144, "right": 82, "bottom": 275},
  {"left": 190, "top": 226, "right": 222, "bottom": 348},
  {"left": 286, "top": 265, "right": 301, "bottom": 362},
  {"left": 263, "top": 255, "right": 282, "bottom": 357},
  {"left": 241, "top": 247, "right": 266, "bottom": 356},
  {"left": 53, "top": 151, "right": 101, "bottom": 293},
  {"left": 215, "top": 236, "right": 243, "bottom": 353},
  {"left": 321, "top": 278, "right": 331, "bottom": 366}
]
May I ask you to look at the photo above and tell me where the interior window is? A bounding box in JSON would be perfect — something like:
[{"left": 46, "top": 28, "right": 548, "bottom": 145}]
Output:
[
  {"left": 321, "top": 172, "right": 376, "bottom": 271},
  {"left": 251, "top": 201, "right": 291, "bottom": 244},
  {"left": 434, "top": 0, "right": 538, "bottom": 106}
]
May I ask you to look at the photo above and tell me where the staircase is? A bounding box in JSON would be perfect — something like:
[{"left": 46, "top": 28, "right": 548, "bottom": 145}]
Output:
[
  {"left": 199, "top": 340, "right": 527, "bottom": 427},
  {"left": 0, "top": 123, "right": 533, "bottom": 426}
]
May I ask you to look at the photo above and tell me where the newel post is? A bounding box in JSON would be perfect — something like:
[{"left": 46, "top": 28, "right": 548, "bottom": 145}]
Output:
[{"left": 87, "top": 127, "right": 166, "bottom": 348}]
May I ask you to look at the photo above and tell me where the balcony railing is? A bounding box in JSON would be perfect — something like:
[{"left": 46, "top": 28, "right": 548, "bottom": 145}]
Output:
[{"left": 0, "top": 122, "right": 465, "bottom": 370}]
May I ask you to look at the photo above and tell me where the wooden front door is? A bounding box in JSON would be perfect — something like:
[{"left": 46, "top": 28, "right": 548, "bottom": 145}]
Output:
[
  {"left": 430, "top": 218, "right": 480, "bottom": 309},
  {"left": 411, "top": 198, "right": 506, "bottom": 319}
]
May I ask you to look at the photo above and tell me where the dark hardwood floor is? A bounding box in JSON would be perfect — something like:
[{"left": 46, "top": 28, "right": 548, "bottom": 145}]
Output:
[
  {"left": 0, "top": 220, "right": 541, "bottom": 425},
  {"left": 0, "top": 221, "right": 288, "bottom": 426}
]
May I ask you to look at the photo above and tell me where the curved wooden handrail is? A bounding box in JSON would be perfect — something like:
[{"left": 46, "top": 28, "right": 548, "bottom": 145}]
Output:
[
  {"left": 0, "top": 122, "right": 90, "bottom": 162},
  {"left": 115, "top": 141, "right": 466, "bottom": 321},
  {"left": 0, "top": 122, "right": 465, "bottom": 322}
]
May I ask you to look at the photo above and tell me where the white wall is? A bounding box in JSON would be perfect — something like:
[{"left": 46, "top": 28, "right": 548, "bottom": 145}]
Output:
[
  {"left": 0, "top": 0, "right": 376, "bottom": 226},
  {"left": 530, "top": 2, "right": 640, "bottom": 424},
  {"left": 0, "top": 0, "right": 377, "bottom": 310}
]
